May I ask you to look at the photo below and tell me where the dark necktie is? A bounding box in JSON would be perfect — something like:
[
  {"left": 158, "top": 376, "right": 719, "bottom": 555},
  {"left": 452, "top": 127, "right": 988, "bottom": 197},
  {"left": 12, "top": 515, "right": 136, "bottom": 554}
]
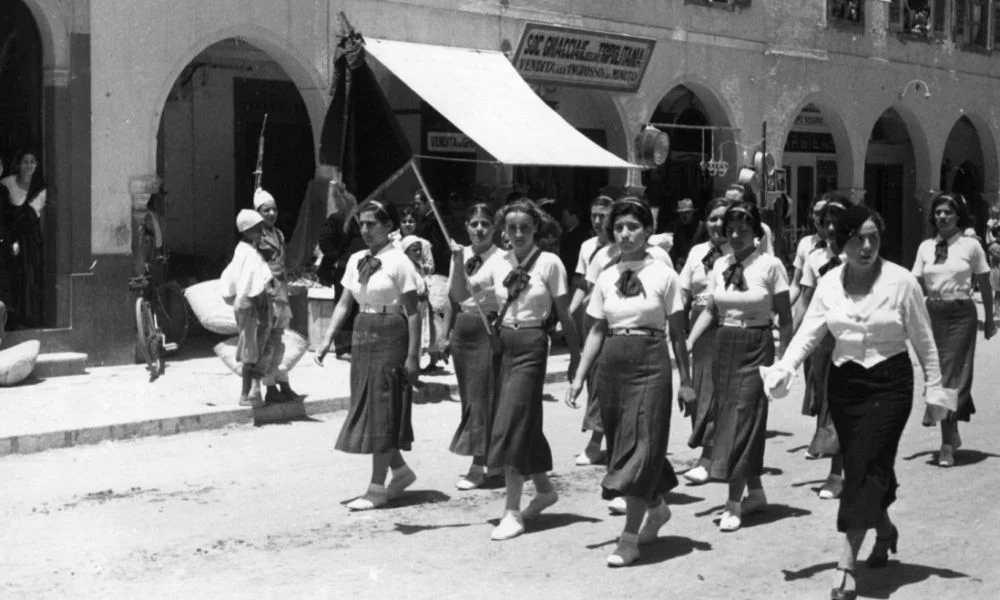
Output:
[
  {"left": 934, "top": 239, "right": 948, "bottom": 265},
  {"left": 723, "top": 262, "right": 747, "bottom": 291},
  {"left": 818, "top": 255, "right": 842, "bottom": 277},
  {"left": 815, "top": 239, "right": 828, "bottom": 250},
  {"left": 616, "top": 269, "right": 646, "bottom": 298},
  {"left": 357, "top": 254, "right": 382, "bottom": 285},
  {"left": 502, "top": 250, "right": 539, "bottom": 303},
  {"left": 465, "top": 254, "right": 484, "bottom": 277},
  {"left": 702, "top": 244, "right": 723, "bottom": 273}
]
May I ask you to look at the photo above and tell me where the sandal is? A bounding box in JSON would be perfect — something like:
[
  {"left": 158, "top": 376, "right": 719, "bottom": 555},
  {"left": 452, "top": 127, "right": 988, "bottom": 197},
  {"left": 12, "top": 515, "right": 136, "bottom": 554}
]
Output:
[
  {"left": 865, "top": 525, "right": 898, "bottom": 568},
  {"left": 830, "top": 567, "right": 856, "bottom": 600}
]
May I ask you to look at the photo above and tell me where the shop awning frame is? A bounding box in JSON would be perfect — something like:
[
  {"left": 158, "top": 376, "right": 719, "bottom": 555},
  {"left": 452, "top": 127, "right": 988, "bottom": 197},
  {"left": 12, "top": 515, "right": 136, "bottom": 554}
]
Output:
[{"left": 364, "top": 37, "right": 638, "bottom": 169}]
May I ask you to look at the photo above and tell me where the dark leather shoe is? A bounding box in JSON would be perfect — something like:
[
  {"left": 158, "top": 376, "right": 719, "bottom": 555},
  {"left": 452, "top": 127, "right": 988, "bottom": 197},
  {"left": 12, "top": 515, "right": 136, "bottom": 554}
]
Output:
[{"left": 865, "top": 525, "right": 898, "bottom": 568}]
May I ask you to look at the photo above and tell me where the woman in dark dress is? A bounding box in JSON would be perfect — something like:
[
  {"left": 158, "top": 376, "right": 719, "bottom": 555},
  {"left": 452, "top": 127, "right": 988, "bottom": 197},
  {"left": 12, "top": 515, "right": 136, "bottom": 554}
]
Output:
[{"left": 0, "top": 149, "right": 46, "bottom": 328}]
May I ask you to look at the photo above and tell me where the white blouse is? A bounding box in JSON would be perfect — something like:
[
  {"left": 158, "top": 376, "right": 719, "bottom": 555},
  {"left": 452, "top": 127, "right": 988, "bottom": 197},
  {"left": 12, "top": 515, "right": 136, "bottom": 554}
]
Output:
[
  {"left": 341, "top": 243, "right": 420, "bottom": 306},
  {"left": 707, "top": 248, "right": 789, "bottom": 324},
  {"left": 575, "top": 236, "right": 605, "bottom": 277},
  {"left": 585, "top": 243, "right": 674, "bottom": 285},
  {"left": 448, "top": 245, "right": 500, "bottom": 313},
  {"left": 800, "top": 247, "right": 842, "bottom": 290},
  {"left": 680, "top": 241, "right": 728, "bottom": 307},
  {"left": 470, "top": 249, "right": 568, "bottom": 325},
  {"left": 912, "top": 234, "right": 989, "bottom": 299},
  {"left": 782, "top": 261, "right": 944, "bottom": 381},
  {"left": 793, "top": 233, "right": 823, "bottom": 271},
  {"left": 587, "top": 258, "right": 684, "bottom": 330}
]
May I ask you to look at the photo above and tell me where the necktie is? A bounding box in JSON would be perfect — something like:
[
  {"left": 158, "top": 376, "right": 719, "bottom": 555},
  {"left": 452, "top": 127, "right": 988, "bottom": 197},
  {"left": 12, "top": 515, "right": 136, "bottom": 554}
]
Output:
[
  {"left": 357, "top": 254, "right": 382, "bottom": 285},
  {"left": 818, "top": 255, "right": 842, "bottom": 277},
  {"left": 934, "top": 239, "right": 948, "bottom": 265},
  {"left": 465, "top": 254, "right": 484, "bottom": 277},
  {"left": 502, "top": 250, "right": 539, "bottom": 303},
  {"left": 815, "top": 239, "right": 828, "bottom": 250},
  {"left": 615, "top": 269, "right": 646, "bottom": 298},
  {"left": 702, "top": 244, "right": 723, "bottom": 273},
  {"left": 723, "top": 262, "right": 747, "bottom": 292}
]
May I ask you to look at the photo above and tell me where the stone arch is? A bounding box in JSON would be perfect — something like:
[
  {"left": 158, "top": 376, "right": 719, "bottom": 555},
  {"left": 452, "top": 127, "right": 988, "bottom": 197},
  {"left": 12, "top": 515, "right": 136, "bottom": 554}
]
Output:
[
  {"left": 148, "top": 25, "right": 329, "bottom": 174},
  {"left": 953, "top": 111, "right": 1000, "bottom": 195},
  {"left": 17, "top": 0, "right": 70, "bottom": 71}
]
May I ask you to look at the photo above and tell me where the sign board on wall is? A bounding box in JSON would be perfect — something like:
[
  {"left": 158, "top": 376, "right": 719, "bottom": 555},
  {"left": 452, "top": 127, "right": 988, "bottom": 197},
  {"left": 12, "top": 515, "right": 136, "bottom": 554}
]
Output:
[
  {"left": 512, "top": 24, "right": 656, "bottom": 93},
  {"left": 427, "top": 131, "right": 477, "bottom": 154}
]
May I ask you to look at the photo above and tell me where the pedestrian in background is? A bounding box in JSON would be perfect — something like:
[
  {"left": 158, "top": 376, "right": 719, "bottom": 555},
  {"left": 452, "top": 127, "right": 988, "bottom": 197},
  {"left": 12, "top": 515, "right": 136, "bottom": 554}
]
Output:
[
  {"left": 678, "top": 196, "right": 731, "bottom": 485},
  {"left": 568, "top": 198, "right": 694, "bottom": 567},
  {"left": 0, "top": 149, "right": 46, "bottom": 328},
  {"left": 451, "top": 199, "right": 582, "bottom": 541},
  {"left": 687, "top": 201, "right": 793, "bottom": 532},
  {"left": 558, "top": 199, "right": 590, "bottom": 275},
  {"left": 767, "top": 204, "right": 955, "bottom": 600},
  {"left": 912, "top": 192, "right": 994, "bottom": 467},
  {"left": 665, "top": 198, "right": 707, "bottom": 270},
  {"left": 789, "top": 194, "right": 832, "bottom": 309},
  {"left": 315, "top": 199, "right": 422, "bottom": 511}
]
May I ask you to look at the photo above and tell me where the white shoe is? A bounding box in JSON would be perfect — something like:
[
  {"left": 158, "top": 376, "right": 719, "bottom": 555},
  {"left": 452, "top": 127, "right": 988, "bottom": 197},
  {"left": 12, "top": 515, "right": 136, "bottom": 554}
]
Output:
[
  {"left": 386, "top": 467, "right": 417, "bottom": 500},
  {"left": 522, "top": 491, "right": 559, "bottom": 520},
  {"left": 346, "top": 484, "right": 388, "bottom": 511},
  {"left": 638, "top": 502, "right": 672, "bottom": 544},
  {"left": 683, "top": 465, "right": 709, "bottom": 485},
  {"left": 575, "top": 451, "right": 606, "bottom": 466},
  {"left": 491, "top": 511, "right": 525, "bottom": 541},
  {"left": 607, "top": 496, "right": 628, "bottom": 515},
  {"left": 456, "top": 470, "right": 485, "bottom": 491},
  {"left": 717, "top": 501, "right": 742, "bottom": 532},
  {"left": 607, "top": 533, "right": 640, "bottom": 567}
]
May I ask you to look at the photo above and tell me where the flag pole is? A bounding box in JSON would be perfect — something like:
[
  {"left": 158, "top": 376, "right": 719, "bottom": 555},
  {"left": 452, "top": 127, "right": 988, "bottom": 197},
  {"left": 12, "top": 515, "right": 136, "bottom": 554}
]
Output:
[{"left": 409, "top": 158, "right": 494, "bottom": 337}]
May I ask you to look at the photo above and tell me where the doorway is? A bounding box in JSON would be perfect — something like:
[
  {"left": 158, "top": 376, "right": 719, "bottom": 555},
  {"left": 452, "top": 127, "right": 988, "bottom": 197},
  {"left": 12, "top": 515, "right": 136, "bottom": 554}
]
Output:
[{"left": 864, "top": 164, "right": 904, "bottom": 264}]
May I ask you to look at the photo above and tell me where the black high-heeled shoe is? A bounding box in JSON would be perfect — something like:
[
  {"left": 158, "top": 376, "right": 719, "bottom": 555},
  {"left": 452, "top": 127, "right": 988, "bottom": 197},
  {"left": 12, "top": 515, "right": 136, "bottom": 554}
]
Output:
[
  {"left": 830, "top": 567, "right": 856, "bottom": 600},
  {"left": 866, "top": 525, "right": 899, "bottom": 568}
]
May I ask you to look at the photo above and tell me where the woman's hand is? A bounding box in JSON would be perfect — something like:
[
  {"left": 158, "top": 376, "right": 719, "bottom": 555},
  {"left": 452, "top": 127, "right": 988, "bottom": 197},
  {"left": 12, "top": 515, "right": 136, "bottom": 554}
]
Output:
[
  {"left": 449, "top": 239, "right": 464, "bottom": 256},
  {"left": 404, "top": 355, "right": 420, "bottom": 386},
  {"left": 677, "top": 385, "right": 697, "bottom": 416},
  {"left": 313, "top": 349, "right": 327, "bottom": 367},
  {"left": 566, "top": 378, "right": 584, "bottom": 408},
  {"left": 567, "top": 353, "right": 581, "bottom": 382}
]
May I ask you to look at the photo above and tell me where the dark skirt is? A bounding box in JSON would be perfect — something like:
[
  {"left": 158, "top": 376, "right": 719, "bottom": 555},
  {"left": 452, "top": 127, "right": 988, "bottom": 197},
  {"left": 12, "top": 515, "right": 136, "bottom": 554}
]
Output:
[
  {"left": 581, "top": 314, "right": 603, "bottom": 433},
  {"left": 597, "top": 336, "right": 679, "bottom": 500},
  {"left": 923, "top": 299, "right": 977, "bottom": 424},
  {"left": 806, "top": 334, "right": 839, "bottom": 457},
  {"left": 449, "top": 311, "right": 497, "bottom": 456},
  {"left": 829, "top": 352, "right": 913, "bottom": 532},
  {"left": 335, "top": 313, "right": 414, "bottom": 454},
  {"left": 687, "top": 305, "right": 717, "bottom": 448},
  {"left": 487, "top": 327, "right": 552, "bottom": 475},
  {"left": 705, "top": 325, "right": 773, "bottom": 481}
]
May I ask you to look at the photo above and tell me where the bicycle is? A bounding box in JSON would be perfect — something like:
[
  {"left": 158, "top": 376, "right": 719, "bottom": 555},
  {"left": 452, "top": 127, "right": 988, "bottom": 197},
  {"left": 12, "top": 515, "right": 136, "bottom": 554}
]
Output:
[{"left": 129, "top": 266, "right": 189, "bottom": 381}]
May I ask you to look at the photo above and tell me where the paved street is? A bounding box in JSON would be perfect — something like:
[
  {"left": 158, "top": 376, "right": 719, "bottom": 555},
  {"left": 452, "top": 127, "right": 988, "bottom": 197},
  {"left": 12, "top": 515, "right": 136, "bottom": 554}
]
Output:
[{"left": 1, "top": 347, "right": 999, "bottom": 599}]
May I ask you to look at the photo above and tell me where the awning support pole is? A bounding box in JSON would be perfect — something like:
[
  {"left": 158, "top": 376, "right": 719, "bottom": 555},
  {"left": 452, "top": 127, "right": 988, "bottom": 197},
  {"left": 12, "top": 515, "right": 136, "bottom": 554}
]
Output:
[{"left": 409, "top": 158, "right": 494, "bottom": 338}]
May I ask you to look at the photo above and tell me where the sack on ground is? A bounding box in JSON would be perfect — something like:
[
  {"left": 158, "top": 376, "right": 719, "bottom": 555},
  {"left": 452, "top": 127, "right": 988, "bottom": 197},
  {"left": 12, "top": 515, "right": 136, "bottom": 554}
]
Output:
[
  {"left": 184, "top": 279, "right": 239, "bottom": 335},
  {"left": 0, "top": 340, "right": 41, "bottom": 386}
]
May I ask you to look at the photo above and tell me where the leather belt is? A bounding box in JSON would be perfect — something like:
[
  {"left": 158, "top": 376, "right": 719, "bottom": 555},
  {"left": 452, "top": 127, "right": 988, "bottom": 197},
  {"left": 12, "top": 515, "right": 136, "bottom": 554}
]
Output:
[
  {"left": 927, "top": 293, "right": 973, "bottom": 302},
  {"left": 608, "top": 327, "right": 665, "bottom": 338},
  {"left": 360, "top": 304, "right": 405, "bottom": 315},
  {"left": 499, "top": 320, "right": 544, "bottom": 330},
  {"left": 719, "top": 316, "right": 771, "bottom": 329}
]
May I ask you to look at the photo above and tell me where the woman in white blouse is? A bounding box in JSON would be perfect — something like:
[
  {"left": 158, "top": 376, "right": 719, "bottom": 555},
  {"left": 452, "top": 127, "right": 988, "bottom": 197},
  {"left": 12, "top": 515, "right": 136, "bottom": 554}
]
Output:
[
  {"left": 678, "top": 197, "right": 731, "bottom": 485},
  {"left": 687, "top": 201, "right": 793, "bottom": 533},
  {"left": 794, "top": 195, "right": 849, "bottom": 499},
  {"left": 452, "top": 199, "right": 582, "bottom": 541},
  {"left": 441, "top": 203, "right": 501, "bottom": 490},
  {"left": 768, "top": 204, "right": 954, "bottom": 600},
  {"left": 568, "top": 198, "right": 694, "bottom": 567},
  {"left": 912, "top": 193, "right": 994, "bottom": 467},
  {"left": 315, "top": 200, "right": 423, "bottom": 511},
  {"left": 789, "top": 194, "right": 832, "bottom": 308}
]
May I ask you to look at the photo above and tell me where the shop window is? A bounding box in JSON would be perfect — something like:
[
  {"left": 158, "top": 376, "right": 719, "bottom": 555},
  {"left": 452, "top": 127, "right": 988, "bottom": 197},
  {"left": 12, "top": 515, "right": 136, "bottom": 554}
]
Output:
[
  {"left": 888, "top": 0, "right": 947, "bottom": 38},
  {"left": 954, "top": 0, "right": 992, "bottom": 49},
  {"left": 829, "top": 0, "right": 864, "bottom": 26},
  {"left": 683, "top": 0, "right": 752, "bottom": 11}
]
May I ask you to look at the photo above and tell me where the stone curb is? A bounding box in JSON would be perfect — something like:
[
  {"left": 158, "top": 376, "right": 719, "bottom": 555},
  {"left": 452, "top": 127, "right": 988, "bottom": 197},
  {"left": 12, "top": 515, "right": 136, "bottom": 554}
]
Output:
[{"left": 0, "top": 370, "right": 569, "bottom": 458}]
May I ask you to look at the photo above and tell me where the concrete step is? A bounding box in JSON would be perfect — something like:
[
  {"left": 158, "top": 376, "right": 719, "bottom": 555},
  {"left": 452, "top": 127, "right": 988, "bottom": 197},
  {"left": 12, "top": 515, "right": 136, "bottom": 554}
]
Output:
[{"left": 33, "top": 352, "right": 88, "bottom": 378}]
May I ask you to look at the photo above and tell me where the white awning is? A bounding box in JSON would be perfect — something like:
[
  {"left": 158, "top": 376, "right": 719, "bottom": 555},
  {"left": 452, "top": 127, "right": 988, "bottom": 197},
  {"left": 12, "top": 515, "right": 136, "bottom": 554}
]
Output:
[{"left": 365, "top": 38, "right": 637, "bottom": 169}]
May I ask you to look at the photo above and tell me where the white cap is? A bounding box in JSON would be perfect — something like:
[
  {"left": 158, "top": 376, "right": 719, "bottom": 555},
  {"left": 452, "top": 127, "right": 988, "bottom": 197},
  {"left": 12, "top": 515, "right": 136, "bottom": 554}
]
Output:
[
  {"left": 236, "top": 209, "right": 265, "bottom": 232},
  {"left": 253, "top": 188, "right": 277, "bottom": 209}
]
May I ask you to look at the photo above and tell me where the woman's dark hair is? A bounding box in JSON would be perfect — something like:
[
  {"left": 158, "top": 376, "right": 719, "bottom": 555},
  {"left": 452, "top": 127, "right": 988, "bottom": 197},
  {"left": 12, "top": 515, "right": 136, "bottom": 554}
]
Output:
[
  {"left": 723, "top": 201, "right": 765, "bottom": 239},
  {"left": 604, "top": 197, "right": 654, "bottom": 241},
  {"left": 834, "top": 204, "right": 886, "bottom": 250},
  {"left": 704, "top": 197, "right": 731, "bottom": 218},
  {"left": 400, "top": 206, "right": 417, "bottom": 221},
  {"left": 355, "top": 199, "right": 400, "bottom": 230},
  {"left": 496, "top": 199, "right": 544, "bottom": 235},
  {"left": 10, "top": 148, "right": 45, "bottom": 201},
  {"left": 726, "top": 183, "right": 758, "bottom": 207},
  {"left": 591, "top": 194, "right": 615, "bottom": 210},
  {"left": 465, "top": 202, "right": 494, "bottom": 224},
  {"left": 929, "top": 192, "right": 971, "bottom": 230}
]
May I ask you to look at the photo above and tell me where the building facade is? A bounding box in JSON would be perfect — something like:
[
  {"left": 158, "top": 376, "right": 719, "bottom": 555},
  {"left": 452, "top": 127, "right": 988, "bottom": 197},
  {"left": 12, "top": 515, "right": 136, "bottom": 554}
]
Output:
[{"left": 6, "top": 0, "right": 1000, "bottom": 364}]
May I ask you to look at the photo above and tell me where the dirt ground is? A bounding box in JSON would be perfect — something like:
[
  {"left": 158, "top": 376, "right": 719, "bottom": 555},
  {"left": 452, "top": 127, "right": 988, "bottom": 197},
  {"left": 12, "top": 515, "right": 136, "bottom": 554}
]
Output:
[{"left": 1, "top": 365, "right": 999, "bottom": 599}]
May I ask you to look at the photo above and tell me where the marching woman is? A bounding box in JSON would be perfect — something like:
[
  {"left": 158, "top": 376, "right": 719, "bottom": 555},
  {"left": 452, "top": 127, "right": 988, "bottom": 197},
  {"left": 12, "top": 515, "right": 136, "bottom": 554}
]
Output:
[
  {"left": 766, "top": 204, "right": 956, "bottom": 600},
  {"left": 315, "top": 199, "right": 422, "bottom": 511},
  {"left": 568, "top": 198, "right": 694, "bottom": 567},
  {"left": 451, "top": 199, "right": 582, "bottom": 541},
  {"left": 789, "top": 195, "right": 832, "bottom": 308},
  {"left": 911, "top": 193, "right": 994, "bottom": 467},
  {"left": 678, "top": 197, "right": 731, "bottom": 485},
  {"left": 440, "top": 203, "right": 501, "bottom": 490},
  {"left": 686, "top": 201, "right": 793, "bottom": 532},
  {"left": 794, "top": 195, "right": 849, "bottom": 498}
]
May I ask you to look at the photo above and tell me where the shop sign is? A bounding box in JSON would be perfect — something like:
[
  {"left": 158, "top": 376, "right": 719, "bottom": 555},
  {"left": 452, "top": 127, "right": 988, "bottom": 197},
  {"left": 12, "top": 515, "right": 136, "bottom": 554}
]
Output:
[
  {"left": 784, "top": 131, "right": 836, "bottom": 154},
  {"left": 427, "top": 131, "right": 477, "bottom": 154},
  {"left": 512, "top": 24, "right": 655, "bottom": 93}
]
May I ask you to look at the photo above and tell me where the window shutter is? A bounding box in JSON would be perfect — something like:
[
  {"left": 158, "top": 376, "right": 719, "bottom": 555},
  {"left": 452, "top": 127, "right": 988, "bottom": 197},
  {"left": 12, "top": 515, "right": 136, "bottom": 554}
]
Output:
[
  {"left": 933, "top": 0, "right": 947, "bottom": 32},
  {"left": 955, "top": 0, "right": 967, "bottom": 37}
]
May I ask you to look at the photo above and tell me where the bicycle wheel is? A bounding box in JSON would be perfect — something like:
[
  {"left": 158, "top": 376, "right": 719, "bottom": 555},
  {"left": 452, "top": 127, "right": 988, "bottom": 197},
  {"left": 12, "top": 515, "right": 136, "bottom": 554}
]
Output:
[
  {"left": 135, "top": 297, "right": 162, "bottom": 378},
  {"left": 155, "top": 282, "right": 189, "bottom": 351}
]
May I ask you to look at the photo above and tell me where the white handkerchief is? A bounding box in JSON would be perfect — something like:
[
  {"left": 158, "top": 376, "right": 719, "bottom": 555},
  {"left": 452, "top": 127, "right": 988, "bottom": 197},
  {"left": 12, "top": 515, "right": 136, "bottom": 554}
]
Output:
[
  {"left": 924, "top": 385, "right": 959, "bottom": 412},
  {"left": 759, "top": 364, "right": 794, "bottom": 401}
]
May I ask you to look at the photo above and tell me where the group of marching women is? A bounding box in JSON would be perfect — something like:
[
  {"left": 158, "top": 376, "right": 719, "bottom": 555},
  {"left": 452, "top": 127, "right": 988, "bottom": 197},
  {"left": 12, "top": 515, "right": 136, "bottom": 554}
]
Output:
[{"left": 307, "top": 186, "right": 989, "bottom": 594}]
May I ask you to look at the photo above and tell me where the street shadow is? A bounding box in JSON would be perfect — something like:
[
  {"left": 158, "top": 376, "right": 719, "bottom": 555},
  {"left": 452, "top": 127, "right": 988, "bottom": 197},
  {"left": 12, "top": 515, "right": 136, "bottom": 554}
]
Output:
[
  {"left": 639, "top": 536, "right": 714, "bottom": 565},
  {"left": 486, "top": 513, "right": 601, "bottom": 535},
  {"left": 786, "top": 444, "right": 810, "bottom": 454},
  {"left": 740, "top": 503, "right": 811, "bottom": 528},
  {"left": 954, "top": 449, "right": 1000, "bottom": 466},
  {"left": 761, "top": 466, "right": 785, "bottom": 476},
  {"left": 663, "top": 491, "right": 705, "bottom": 506},
  {"left": 14, "top": 375, "right": 46, "bottom": 387},
  {"left": 542, "top": 393, "right": 558, "bottom": 403},
  {"left": 340, "top": 490, "right": 450, "bottom": 509},
  {"left": 392, "top": 521, "right": 476, "bottom": 535},
  {"left": 411, "top": 382, "right": 452, "bottom": 405},
  {"left": 694, "top": 503, "right": 726, "bottom": 518},
  {"left": 765, "top": 430, "right": 794, "bottom": 439},
  {"left": 901, "top": 450, "right": 936, "bottom": 463},
  {"left": 781, "top": 560, "right": 969, "bottom": 599},
  {"left": 790, "top": 478, "right": 827, "bottom": 489}
]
